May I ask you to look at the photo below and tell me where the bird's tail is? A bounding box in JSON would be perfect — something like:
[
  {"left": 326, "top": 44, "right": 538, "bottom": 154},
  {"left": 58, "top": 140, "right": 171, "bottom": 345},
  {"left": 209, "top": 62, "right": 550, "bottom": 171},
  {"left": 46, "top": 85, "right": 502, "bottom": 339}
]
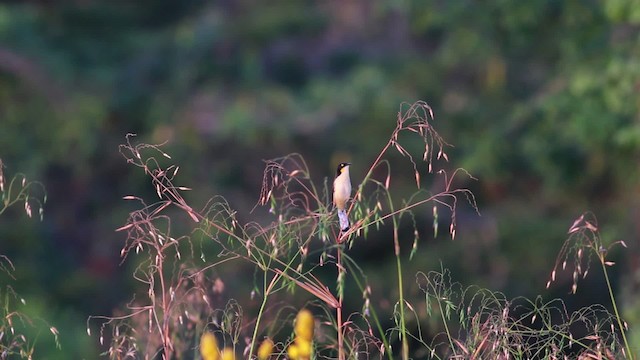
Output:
[{"left": 338, "top": 209, "right": 350, "bottom": 232}]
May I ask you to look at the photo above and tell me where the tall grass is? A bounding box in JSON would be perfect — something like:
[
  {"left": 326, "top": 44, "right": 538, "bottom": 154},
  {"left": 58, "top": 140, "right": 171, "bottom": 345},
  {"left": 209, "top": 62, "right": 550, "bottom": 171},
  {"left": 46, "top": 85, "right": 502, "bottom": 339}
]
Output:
[
  {"left": 0, "top": 159, "right": 59, "bottom": 359},
  {"left": 89, "top": 102, "right": 634, "bottom": 359}
]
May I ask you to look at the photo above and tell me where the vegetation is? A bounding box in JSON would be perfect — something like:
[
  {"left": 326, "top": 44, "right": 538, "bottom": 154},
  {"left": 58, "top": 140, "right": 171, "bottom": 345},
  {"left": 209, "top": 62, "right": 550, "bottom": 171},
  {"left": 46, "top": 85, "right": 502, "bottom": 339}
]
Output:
[
  {"left": 1, "top": 0, "right": 639, "bottom": 358},
  {"left": 83, "top": 102, "right": 631, "bottom": 359},
  {"left": 0, "top": 160, "right": 59, "bottom": 358}
]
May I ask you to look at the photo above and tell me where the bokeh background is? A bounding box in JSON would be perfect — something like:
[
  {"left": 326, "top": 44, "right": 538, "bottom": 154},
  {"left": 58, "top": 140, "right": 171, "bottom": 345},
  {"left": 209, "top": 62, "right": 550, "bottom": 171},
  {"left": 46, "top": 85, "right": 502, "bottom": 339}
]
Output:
[{"left": 1, "top": 0, "right": 640, "bottom": 358}]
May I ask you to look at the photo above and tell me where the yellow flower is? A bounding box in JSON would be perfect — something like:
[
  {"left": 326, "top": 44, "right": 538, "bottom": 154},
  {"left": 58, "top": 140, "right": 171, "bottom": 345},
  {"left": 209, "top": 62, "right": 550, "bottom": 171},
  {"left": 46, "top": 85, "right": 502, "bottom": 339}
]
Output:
[
  {"left": 200, "top": 332, "right": 219, "bottom": 360},
  {"left": 294, "top": 309, "right": 315, "bottom": 342},
  {"left": 287, "top": 343, "right": 299, "bottom": 359},
  {"left": 257, "top": 338, "right": 274, "bottom": 360},
  {"left": 295, "top": 337, "right": 312, "bottom": 358},
  {"left": 221, "top": 348, "right": 236, "bottom": 360}
]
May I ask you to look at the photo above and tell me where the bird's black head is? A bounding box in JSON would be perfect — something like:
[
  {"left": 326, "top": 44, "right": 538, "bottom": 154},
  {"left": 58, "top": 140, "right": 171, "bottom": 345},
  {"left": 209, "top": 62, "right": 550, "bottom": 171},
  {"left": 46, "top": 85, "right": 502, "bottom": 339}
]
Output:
[{"left": 336, "top": 162, "right": 351, "bottom": 177}]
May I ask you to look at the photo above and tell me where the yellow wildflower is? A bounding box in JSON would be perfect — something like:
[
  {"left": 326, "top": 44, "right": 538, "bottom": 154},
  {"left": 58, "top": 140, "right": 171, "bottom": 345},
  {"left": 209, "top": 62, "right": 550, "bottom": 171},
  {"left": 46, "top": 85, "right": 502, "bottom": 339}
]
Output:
[
  {"left": 200, "top": 332, "right": 219, "bottom": 360},
  {"left": 257, "top": 338, "right": 274, "bottom": 360},
  {"left": 294, "top": 309, "right": 315, "bottom": 342},
  {"left": 295, "top": 337, "right": 312, "bottom": 358},
  {"left": 221, "top": 347, "right": 236, "bottom": 360},
  {"left": 287, "top": 343, "right": 299, "bottom": 359}
]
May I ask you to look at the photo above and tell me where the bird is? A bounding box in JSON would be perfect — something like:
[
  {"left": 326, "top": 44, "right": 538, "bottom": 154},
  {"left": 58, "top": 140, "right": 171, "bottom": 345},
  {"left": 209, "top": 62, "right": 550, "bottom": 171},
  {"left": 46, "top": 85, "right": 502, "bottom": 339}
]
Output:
[{"left": 333, "top": 162, "right": 352, "bottom": 232}]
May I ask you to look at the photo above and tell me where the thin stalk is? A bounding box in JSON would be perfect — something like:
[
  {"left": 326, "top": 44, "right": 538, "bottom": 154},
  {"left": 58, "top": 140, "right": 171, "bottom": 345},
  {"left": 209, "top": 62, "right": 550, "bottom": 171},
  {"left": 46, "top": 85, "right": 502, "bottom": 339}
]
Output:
[
  {"left": 337, "top": 245, "right": 345, "bottom": 360},
  {"left": 395, "top": 252, "right": 409, "bottom": 360},
  {"left": 437, "top": 297, "right": 455, "bottom": 357},
  {"left": 248, "top": 272, "right": 280, "bottom": 359},
  {"left": 599, "top": 253, "right": 633, "bottom": 359},
  {"left": 389, "top": 197, "right": 408, "bottom": 360},
  {"left": 157, "top": 251, "right": 171, "bottom": 358},
  {"left": 341, "top": 254, "right": 393, "bottom": 360}
]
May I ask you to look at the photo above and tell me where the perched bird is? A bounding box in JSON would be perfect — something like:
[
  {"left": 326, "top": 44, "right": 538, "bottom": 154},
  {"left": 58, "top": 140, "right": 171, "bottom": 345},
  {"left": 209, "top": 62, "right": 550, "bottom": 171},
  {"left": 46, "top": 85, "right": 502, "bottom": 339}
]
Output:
[{"left": 333, "top": 162, "right": 352, "bottom": 232}]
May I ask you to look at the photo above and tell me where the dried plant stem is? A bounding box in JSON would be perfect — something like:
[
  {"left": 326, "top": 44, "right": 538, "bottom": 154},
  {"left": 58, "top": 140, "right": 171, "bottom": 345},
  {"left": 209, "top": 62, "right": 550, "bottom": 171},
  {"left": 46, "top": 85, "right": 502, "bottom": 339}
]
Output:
[
  {"left": 337, "top": 245, "right": 345, "bottom": 360},
  {"left": 159, "top": 265, "right": 171, "bottom": 358},
  {"left": 140, "top": 237, "right": 173, "bottom": 358}
]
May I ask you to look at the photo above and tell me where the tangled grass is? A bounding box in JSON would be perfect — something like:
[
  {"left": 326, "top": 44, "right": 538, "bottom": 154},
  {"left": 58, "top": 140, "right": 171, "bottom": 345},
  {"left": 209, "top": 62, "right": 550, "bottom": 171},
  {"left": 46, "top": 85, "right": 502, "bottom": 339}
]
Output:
[
  {"left": 0, "top": 159, "right": 58, "bottom": 359},
  {"left": 87, "top": 101, "right": 633, "bottom": 359}
]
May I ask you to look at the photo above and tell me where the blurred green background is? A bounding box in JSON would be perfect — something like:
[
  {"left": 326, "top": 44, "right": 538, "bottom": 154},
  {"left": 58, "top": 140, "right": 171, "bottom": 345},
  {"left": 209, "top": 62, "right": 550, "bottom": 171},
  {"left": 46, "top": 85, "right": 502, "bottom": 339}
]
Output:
[{"left": 1, "top": 0, "right": 640, "bottom": 358}]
